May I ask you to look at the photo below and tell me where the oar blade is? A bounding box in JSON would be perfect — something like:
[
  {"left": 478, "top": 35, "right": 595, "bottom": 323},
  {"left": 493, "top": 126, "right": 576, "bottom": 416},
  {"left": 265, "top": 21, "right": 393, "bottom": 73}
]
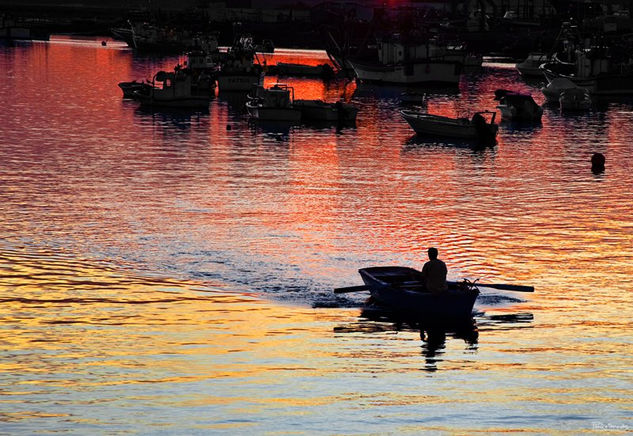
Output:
[
  {"left": 334, "top": 285, "right": 369, "bottom": 294},
  {"left": 478, "top": 283, "right": 534, "bottom": 292}
]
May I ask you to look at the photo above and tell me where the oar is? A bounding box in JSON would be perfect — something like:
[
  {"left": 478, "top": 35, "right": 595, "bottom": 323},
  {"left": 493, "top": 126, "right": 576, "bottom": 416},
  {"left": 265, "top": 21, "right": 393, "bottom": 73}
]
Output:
[
  {"left": 448, "top": 281, "right": 534, "bottom": 292},
  {"left": 476, "top": 283, "right": 534, "bottom": 292},
  {"left": 335, "top": 282, "right": 534, "bottom": 294},
  {"left": 334, "top": 285, "right": 369, "bottom": 294}
]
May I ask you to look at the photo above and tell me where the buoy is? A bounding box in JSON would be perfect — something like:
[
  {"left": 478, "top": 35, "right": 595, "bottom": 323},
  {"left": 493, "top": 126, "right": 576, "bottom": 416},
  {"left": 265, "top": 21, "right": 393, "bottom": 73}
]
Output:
[
  {"left": 101, "top": 41, "right": 107, "bottom": 46},
  {"left": 226, "top": 125, "right": 232, "bottom": 130},
  {"left": 591, "top": 152, "right": 605, "bottom": 173}
]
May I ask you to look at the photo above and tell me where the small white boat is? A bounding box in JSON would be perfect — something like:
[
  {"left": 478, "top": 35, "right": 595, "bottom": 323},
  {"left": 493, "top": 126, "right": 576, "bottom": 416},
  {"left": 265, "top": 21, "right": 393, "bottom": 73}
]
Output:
[
  {"left": 134, "top": 70, "right": 210, "bottom": 108},
  {"left": 246, "top": 84, "right": 301, "bottom": 121},
  {"left": 541, "top": 77, "right": 582, "bottom": 104},
  {"left": 401, "top": 110, "right": 498, "bottom": 143},
  {"left": 293, "top": 99, "right": 359, "bottom": 123},
  {"left": 494, "top": 89, "right": 543, "bottom": 122},
  {"left": 559, "top": 87, "right": 592, "bottom": 112},
  {"left": 516, "top": 52, "right": 550, "bottom": 77}
]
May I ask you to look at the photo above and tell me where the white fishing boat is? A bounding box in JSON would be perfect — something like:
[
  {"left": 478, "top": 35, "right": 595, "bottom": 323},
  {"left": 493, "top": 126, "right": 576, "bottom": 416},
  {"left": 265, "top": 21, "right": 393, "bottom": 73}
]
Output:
[
  {"left": 217, "top": 36, "right": 264, "bottom": 92},
  {"left": 401, "top": 110, "right": 498, "bottom": 143},
  {"left": 541, "top": 47, "right": 633, "bottom": 95},
  {"left": 348, "top": 37, "right": 462, "bottom": 86},
  {"left": 245, "top": 84, "right": 301, "bottom": 121},
  {"left": 133, "top": 70, "right": 210, "bottom": 108},
  {"left": 293, "top": 99, "right": 359, "bottom": 123}
]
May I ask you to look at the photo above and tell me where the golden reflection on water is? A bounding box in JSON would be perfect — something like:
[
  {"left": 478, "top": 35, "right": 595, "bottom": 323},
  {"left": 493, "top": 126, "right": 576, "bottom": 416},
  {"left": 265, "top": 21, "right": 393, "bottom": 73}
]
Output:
[{"left": 1, "top": 246, "right": 632, "bottom": 432}]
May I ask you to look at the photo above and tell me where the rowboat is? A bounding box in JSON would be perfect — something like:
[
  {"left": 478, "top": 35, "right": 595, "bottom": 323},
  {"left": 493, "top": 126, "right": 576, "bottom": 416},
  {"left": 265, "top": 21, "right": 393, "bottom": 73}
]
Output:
[
  {"left": 401, "top": 110, "right": 498, "bottom": 143},
  {"left": 358, "top": 266, "right": 479, "bottom": 320}
]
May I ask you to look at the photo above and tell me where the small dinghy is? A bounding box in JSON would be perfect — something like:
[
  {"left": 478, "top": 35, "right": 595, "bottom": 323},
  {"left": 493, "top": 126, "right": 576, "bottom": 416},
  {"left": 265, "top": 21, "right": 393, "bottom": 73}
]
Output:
[
  {"left": 401, "top": 110, "right": 498, "bottom": 143},
  {"left": 335, "top": 266, "right": 534, "bottom": 320}
]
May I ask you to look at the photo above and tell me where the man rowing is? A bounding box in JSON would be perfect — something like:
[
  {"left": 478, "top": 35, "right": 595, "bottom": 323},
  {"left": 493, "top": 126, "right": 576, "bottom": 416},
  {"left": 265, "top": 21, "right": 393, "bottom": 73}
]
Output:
[{"left": 421, "top": 247, "right": 448, "bottom": 294}]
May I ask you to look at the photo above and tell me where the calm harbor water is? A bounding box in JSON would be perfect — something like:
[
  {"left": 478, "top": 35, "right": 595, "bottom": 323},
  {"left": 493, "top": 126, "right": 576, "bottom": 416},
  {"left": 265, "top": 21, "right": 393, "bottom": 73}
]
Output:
[{"left": 1, "top": 36, "right": 632, "bottom": 434}]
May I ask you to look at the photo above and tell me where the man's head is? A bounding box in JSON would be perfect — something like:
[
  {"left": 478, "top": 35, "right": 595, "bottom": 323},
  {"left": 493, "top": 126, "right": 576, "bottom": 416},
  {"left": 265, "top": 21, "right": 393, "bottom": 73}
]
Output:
[{"left": 427, "top": 247, "right": 438, "bottom": 260}]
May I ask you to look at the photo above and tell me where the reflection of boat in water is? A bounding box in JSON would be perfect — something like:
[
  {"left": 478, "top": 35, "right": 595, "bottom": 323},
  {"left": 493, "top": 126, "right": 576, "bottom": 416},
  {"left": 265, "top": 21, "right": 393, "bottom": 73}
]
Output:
[
  {"left": 358, "top": 266, "right": 480, "bottom": 320},
  {"left": 401, "top": 110, "right": 498, "bottom": 143},
  {"left": 494, "top": 89, "right": 543, "bottom": 122},
  {"left": 293, "top": 99, "right": 358, "bottom": 123},
  {"left": 246, "top": 84, "right": 301, "bottom": 121},
  {"left": 134, "top": 70, "right": 210, "bottom": 108}
]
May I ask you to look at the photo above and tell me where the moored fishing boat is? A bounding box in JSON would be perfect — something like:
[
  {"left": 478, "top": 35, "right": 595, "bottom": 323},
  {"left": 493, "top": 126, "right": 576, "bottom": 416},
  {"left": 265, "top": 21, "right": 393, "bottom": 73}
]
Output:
[
  {"left": 358, "top": 266, "right": 479, "bottom": 319},
  {"left": 217, "top": 36, "right": 264, "bottom": 92},
  {"left": 133, "top": 70, "right": 211, "bottom": 108},
  {"left": 245, "top": 84, "right": 301, "bottom": 121},
  {"left": 348, "top": 36, "right": 462, "bottom": 86},
  {"left": 401, "top": 109, "right": 498, "bottom": 143},
  {"left": 494, "top": 89, "right": 543, "bottom": 122}
]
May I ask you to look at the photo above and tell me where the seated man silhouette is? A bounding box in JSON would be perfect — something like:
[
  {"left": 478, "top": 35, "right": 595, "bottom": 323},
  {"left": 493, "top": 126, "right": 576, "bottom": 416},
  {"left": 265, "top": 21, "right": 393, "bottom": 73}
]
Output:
[{"left": 420, "top": 247, "right": 448, "bottom": 294}]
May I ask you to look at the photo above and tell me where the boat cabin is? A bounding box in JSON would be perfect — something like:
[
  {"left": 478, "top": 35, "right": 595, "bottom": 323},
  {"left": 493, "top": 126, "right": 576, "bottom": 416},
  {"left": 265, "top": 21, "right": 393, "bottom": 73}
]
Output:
[{"left": 262, "top": 84, "right": 294, "bottom": 108}]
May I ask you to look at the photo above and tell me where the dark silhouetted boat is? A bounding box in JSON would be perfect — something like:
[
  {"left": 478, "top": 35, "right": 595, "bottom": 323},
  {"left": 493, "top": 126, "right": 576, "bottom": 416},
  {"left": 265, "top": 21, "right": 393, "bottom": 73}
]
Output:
[
  {"left": 401, "top": 109, "right": 498, "bottom": 143},
  {"left": 358, "top": 266, "right": 480, "bottom": 320},
  {"left": 494, "top": 89, "right": 543, "bottom": 122},
  {"left": 134, "top": 70, "right": 210, "bottom": 108}
]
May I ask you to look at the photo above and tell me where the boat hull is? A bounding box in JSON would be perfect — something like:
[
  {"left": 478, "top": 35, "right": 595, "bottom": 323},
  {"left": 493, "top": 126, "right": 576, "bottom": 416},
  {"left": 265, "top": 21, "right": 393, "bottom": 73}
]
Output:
[
  {"left": 246, "top": 102, "right": 301, "bottom": 121},
  {"left": 543, "top": 68, "right": 633, "bottom": 96},
  {"left": 359, "top": 266, "right": 479, "bottom": 320},
  {"left": 515, "top": 52, "right": 549, "bottom": 77},
  {"left": 401, "top": 110, "right": 498, "bottom": 142},
  {"left": 349, "top": 60, "right": 461, "bottom": 85},
  {"left": 217, "top": 72, "right": 264, "bottom": 92},
  {"left": 118, "top": 81, "right": 152, "bottom": 99},
  {"left": 294, "top": 100, "right": 358, "bottom": 122}
]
